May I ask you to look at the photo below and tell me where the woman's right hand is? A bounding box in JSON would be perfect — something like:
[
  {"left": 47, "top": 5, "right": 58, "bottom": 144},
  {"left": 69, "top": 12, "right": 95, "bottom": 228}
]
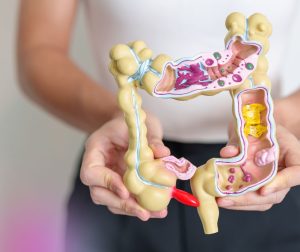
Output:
[{"left": 80, "top": 113, "right": 170, "bottom": 221}]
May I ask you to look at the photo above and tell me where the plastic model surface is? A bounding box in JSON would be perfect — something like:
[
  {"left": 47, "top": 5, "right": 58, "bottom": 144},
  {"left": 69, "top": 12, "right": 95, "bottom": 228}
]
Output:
[{"left": 109, "top": 12, "right": 278, "bottom": 234}]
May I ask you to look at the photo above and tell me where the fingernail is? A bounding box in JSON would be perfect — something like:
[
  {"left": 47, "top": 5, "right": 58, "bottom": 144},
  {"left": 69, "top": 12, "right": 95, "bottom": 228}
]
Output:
[{"left": 218, "top": 199, "right": 233, "bottom": 207}]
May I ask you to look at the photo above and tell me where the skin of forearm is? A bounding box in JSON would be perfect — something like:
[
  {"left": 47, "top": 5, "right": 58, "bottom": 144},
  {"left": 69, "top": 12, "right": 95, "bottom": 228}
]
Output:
[
  {"left": 18, "top": 46, "right": 120, "bottom": 133},
  {"left": 275, "top": 88, "right": 300, "bottom": 138}
]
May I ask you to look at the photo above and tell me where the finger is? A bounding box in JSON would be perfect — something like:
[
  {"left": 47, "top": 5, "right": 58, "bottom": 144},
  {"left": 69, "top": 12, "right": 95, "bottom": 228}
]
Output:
[
  {"left": 108, "top": 207, "right": 150, "bottom": 221},
  {"left": 90, "top": 186, "right": 149, "bottom": 219},
  {"left": 80, "top": 148, "right": 129, "bottom": 199},
  {"left": 217, "top": 189, "right": 289, "bottom": 207},
  {"left": 145, "top": 113, "right": 169, "bottom": 158},
  {"left": 220, "top": 204, "right": 273, "bottom": 211},
  {"left": 260, "top": 166, "right": 300, "bottom": 195},
  {"left": 108, "top": 207, "right": 168, "bottom": 221},
  {"left": 220, "top": 121, "right": 239, "bottom": 158},
  {"left": 227, "top": 121, "right": 239, "bottom": 146},
  {"left": 275, "top": 125, "right": 300, "bottom": 167},
  {"left": 149, "top": 209, "right": 168, "bottom": 219},
  {"left": 149, "top": 138, "right": 170, "bottom": 158},
  {"left": 220, "top": 145, "right": 239, "bottom": 158}
]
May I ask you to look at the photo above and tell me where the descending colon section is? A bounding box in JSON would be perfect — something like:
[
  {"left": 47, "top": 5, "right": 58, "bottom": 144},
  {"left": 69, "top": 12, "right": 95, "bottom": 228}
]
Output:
[{"left": 216, "top": 87, "right": 277, "bottom": 195}]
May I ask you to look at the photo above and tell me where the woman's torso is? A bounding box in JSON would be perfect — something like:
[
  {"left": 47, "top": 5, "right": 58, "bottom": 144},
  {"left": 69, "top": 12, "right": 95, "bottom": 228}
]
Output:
[{"left": 83, "top": 0, "right": 298, "bottom": 142}]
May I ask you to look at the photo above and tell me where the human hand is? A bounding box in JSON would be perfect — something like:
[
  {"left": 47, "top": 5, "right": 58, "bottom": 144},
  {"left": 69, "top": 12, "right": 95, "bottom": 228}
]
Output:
[
  {"left": 80, "top": 113, "right": 170, "bottom": 221},
  {"left": 274, "top": 95, "right": 300, "bottom": 138},
  {"left": 217, "top": 125, "right": 300, "bottom": 211}
]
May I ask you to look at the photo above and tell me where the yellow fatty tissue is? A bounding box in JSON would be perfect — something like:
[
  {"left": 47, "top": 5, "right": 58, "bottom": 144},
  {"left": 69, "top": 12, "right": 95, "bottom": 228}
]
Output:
[{"left": 242, "top": 103, "right": 267, "bottom": 138}]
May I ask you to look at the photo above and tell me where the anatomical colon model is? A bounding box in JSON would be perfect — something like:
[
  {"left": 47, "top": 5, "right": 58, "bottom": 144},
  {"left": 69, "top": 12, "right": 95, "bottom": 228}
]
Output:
[{"left": 109, "top": 12, "right": 278, "bottom": 234}]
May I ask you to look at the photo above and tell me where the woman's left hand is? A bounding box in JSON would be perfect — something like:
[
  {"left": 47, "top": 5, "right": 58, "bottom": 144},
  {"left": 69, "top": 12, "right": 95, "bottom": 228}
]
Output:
[{"left": 217, "top": 125, "right": 300, "bottom": 211}]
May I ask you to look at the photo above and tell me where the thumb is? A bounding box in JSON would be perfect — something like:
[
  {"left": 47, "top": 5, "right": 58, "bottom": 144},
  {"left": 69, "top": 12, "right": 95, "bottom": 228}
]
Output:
[
  {"left": 149, "top": 137, "right": 170, "bottom": 158},
  {"left": 145, "top": 113, "right": 170, "bottom": 158},
  {"left": 220, "top": 121, "right": 239, "bottom": 158}
]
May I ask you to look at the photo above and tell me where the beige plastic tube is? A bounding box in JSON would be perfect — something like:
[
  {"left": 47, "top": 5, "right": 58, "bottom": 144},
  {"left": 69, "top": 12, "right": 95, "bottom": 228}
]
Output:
[{"left": 108, "top": 12, "right": 277, "bottom": 235}]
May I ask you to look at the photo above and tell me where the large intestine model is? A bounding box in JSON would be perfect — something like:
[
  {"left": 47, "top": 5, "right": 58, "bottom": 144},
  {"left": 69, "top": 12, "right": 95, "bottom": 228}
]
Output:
[{"left": 109, "top": 12, "right": 278, "bottom": 234}]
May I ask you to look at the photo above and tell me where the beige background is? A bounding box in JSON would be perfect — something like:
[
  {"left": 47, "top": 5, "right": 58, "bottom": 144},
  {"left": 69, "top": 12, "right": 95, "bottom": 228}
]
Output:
[
  {"left": 0, "top": 1, "right": 95, "bottom": 251},
  {"left": 0, "top": 1, "right": 299, "bottom": 252}
]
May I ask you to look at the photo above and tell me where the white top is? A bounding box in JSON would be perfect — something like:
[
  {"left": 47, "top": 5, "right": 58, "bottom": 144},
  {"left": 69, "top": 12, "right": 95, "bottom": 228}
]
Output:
[{"left": 83, "top": 0, "right": 300, "bottom": 142}]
